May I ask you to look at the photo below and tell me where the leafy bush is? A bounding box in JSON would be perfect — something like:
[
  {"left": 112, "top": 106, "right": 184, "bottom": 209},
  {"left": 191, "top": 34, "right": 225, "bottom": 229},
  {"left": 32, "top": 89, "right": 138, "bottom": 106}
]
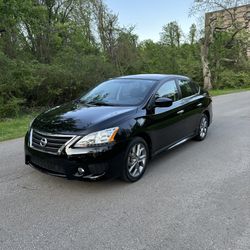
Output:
[
  {"left": 0, "top": 97, "right": 25, "bottom": 118},
  {"left": 216, "top": 70, "right": 250, "bottom": 89},
  {"left": 0, "top": 51, "right": 117, "bottom": 118},
  {"left": 32, "top": 54, "right": 117, "bottom": 107}
]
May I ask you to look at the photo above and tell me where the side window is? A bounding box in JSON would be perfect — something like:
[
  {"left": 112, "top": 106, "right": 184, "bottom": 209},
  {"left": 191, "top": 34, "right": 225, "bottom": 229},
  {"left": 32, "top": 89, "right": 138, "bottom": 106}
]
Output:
[
  {"left": 178, "top": 79, "right": 195, "bottom": 98},
  {"left": 155, "top": 80, "right": 179, "bottom": 102},
  {"left": 191, "top": 81, "right": 200, "bottom": 93}
]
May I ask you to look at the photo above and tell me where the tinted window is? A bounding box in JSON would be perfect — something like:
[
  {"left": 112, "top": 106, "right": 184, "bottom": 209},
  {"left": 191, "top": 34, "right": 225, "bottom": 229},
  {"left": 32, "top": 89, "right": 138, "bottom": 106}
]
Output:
[
  {"left": 191, "top": 81, "right": 200, "bottom": 93},
  {"left": 178, "top": 79, "right": 195, "bottom": 98},
  {"left": 155, "top": 80, "right": 179, "bottom": 101},
  {"left": 80, "top": 79, "right": 156, "bottom": 106}
]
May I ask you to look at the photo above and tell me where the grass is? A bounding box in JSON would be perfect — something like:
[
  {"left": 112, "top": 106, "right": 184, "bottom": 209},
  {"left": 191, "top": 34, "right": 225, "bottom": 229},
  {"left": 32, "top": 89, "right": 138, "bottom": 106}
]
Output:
[
  {"left": 209, "top": 87, "right": 250, "bottom": 96},
  {"left": 0, "top": 114, "right": 36, "bottom": 142}
]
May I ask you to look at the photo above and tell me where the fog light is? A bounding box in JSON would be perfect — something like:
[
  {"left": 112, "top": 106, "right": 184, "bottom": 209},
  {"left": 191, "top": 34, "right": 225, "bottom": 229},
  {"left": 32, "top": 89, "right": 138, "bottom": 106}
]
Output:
[{"left": 78, "top": 168, "right": 85, "bottom": 175}]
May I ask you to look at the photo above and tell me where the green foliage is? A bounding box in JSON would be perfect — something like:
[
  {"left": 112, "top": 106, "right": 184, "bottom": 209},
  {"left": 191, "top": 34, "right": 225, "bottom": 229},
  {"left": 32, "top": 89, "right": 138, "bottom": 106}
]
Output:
[
  {"left": 0, "top": 52, "right": 38, "bottom": 117},
  {"left": 0, "top": 0, "right": 249, "bottom": 119},
  {"left": 216, "top": 70, "right": 250, "bottom": 89},
  {"left": 34, "top": 54, "right": 116, "bottom": 106},
  {"left": 0, "top": 97, "right": 25, "bottom": 118},
  {"left": 160, "top": 21, "right": 182, "bottom": 47},
  {"left": 137, "top": 39, "right": 203, "bottom": 84},
  {"left": 188, "top": 24, "right": 197, "bottom": 45},
  {"left": 208, "top": 30, "right": 250, "bottom": 88}
]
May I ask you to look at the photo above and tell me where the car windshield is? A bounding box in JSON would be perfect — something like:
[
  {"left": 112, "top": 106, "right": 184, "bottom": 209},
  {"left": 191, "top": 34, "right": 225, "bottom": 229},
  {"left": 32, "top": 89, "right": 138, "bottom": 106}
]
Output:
[{"left": 80, "top": 79, "right": 156, "bottom": 106}]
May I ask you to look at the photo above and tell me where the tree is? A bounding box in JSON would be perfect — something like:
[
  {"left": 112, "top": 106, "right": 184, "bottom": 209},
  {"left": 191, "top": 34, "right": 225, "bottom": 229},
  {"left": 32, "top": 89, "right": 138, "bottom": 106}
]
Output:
[
  {"left": 189, "top": 23, "right": 197, "bottom": 45},
  {"left": 191, "top": 0, "right": 250, "bottom": 89},
  {"left": 91, "top": 0, "right": 119, "bottom": 64},
  {"left": 160, "top": 21, "right": 182, "bottom": 47},
  {"left": 114, "top": 27, "right": 139, "bottom": 74}
]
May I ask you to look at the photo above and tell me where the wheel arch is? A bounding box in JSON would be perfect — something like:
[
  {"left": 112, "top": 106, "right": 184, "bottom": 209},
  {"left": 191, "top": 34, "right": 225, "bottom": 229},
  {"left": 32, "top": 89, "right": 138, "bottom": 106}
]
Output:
[
  {"left": 203, "top": 110, "right": 211, "bottom": 126},
  {"left": 135, "top": 132, "right": 153, "bottom": 158}
]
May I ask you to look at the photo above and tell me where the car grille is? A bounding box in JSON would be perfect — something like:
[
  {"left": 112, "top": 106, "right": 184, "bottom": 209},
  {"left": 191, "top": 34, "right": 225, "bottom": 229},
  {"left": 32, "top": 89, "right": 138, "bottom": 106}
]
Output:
[{"left": 30, "top": 129, "right": 74, "bottom": 155}]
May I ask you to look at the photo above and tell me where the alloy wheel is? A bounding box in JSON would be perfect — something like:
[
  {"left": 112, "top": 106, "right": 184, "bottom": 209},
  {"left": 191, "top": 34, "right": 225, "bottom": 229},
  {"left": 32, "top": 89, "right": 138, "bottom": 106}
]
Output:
[
  {"left": 199, "top": 116, "right": 208, "bottom": 139},
  {"left": 127, "top": 143, "right": 147, "bottom": 178}
]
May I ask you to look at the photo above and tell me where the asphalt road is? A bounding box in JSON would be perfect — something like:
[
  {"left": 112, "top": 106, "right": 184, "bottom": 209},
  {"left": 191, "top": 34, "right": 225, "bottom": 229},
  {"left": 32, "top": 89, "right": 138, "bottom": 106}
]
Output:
[{"left": 0, "top": 92, "right": 250, "bottom": 250}]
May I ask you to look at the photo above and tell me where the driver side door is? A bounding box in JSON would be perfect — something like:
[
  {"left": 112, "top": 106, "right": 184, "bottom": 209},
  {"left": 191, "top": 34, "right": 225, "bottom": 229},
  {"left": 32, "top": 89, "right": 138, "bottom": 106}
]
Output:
[{"left": 146, "top": 79, "right": 187, "bottom": 153}]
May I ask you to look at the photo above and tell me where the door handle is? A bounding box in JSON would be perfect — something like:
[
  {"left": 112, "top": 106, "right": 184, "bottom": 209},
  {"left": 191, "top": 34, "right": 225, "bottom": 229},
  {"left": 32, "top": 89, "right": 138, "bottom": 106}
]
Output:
[
  {"left": 197, "top": 103, "right": 202, "bottom": 107},
  {"left": 177, "top": 110, "right": 184, "bottom": 115}
]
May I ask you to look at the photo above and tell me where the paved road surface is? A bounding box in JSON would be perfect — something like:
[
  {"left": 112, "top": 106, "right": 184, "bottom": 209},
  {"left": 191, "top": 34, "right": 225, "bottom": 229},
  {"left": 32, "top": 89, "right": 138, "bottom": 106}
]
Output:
[{"left": 0, "top": 92, "right": 250, "bottom": 250}]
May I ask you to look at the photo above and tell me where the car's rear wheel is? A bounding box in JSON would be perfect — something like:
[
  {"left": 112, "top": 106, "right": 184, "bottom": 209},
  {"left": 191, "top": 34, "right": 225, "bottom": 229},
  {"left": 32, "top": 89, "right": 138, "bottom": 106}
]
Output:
[
  {"left": 121, "top": 137, "right": 149, "bottom": 182},
  {"left": 195, "top": 113, "right": 209, "bottom": 141}
]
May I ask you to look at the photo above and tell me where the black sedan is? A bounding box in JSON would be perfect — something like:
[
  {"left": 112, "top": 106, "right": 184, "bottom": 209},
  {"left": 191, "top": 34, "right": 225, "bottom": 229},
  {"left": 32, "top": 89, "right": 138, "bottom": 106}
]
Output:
[{"left": 25, "top": 74, "right": 212, "bottom": 182}]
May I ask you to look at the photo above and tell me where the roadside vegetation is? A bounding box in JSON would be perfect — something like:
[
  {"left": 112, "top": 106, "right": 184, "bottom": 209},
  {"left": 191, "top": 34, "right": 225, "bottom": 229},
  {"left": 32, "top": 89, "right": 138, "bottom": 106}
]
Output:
[
  {"left": 0, "top": 0, "right": 249, "bottom": 141},
  {"left": 0, "top": 113, "right": 37, "bottom": 142},
  {"left": 209, "top": 87, "right": 250, "bottom": 96}
]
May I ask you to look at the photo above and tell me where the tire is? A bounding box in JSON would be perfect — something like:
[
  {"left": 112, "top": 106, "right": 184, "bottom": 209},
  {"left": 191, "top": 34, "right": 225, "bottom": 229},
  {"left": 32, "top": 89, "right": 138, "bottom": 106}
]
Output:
[
  {"left": 121, "top": 137, "right": 149, "bottom": 182},
  {"left": 194, "top": 113, "right": 209, "bottom": 141}
]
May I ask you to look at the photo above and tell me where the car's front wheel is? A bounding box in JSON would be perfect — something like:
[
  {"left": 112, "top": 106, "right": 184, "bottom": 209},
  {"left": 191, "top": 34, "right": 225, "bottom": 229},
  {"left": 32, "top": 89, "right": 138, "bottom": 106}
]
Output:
[
  {"left": 121, "top": 137, "right": 149, "bottom": 182},
  {"left": 195, "top": 113, "right": 209, "bottom": 141}
]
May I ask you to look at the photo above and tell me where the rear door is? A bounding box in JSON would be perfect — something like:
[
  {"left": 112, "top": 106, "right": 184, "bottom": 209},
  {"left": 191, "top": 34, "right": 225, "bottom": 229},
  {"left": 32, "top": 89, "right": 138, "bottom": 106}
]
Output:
[{"left": 176, "top": 78, "right": 204, "bottom": 136}]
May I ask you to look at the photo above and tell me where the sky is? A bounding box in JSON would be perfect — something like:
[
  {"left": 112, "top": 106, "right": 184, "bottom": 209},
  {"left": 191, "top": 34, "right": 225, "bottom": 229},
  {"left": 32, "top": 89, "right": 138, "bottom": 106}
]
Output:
[{"left": 105, "top": 0, "right": 197, "bottom": 42}]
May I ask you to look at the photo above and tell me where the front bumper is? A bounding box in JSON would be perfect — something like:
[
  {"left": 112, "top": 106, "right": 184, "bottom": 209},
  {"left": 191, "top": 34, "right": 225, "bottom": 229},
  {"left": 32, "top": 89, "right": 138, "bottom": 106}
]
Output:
[{"left": 24, "top": 132, "right": 127, "bottom": 179}]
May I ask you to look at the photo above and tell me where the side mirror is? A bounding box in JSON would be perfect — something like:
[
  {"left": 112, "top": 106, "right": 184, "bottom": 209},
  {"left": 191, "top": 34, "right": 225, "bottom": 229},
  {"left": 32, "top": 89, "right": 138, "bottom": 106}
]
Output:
[{"left": 155, "top": 97, "right": 173, "bottom": 107}]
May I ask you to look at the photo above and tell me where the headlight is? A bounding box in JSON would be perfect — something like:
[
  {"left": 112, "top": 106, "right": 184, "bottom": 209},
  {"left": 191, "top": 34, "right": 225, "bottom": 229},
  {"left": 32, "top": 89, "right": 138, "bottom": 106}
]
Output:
[{"left": 74, "top": 127, "right": 119, "bottom": 148}]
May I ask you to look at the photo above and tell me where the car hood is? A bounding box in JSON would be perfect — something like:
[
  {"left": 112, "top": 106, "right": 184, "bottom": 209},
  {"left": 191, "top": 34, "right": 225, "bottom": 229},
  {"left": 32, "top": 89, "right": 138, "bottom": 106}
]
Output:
[{"left": 32, "top": 102, "right": 137, "bottom": 134}]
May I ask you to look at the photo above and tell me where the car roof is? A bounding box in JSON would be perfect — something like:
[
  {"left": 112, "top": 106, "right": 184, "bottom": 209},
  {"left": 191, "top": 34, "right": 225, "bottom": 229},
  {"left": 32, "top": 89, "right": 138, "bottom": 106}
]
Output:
[{"left": 117, "top": 74, "right": 189, "bottom": 81}]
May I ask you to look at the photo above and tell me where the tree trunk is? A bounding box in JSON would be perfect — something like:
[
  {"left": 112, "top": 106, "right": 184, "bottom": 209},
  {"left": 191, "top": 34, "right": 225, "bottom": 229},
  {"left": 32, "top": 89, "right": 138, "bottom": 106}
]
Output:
[{"left": 201, "top": 43, "right": 212, "bottom": 90}]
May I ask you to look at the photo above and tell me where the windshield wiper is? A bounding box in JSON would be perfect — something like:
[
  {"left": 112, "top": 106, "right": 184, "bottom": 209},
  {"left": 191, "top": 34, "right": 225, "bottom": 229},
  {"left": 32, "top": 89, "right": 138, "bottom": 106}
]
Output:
[{"left": 85, "top": 101, "right": 114, "bottom": 106}]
